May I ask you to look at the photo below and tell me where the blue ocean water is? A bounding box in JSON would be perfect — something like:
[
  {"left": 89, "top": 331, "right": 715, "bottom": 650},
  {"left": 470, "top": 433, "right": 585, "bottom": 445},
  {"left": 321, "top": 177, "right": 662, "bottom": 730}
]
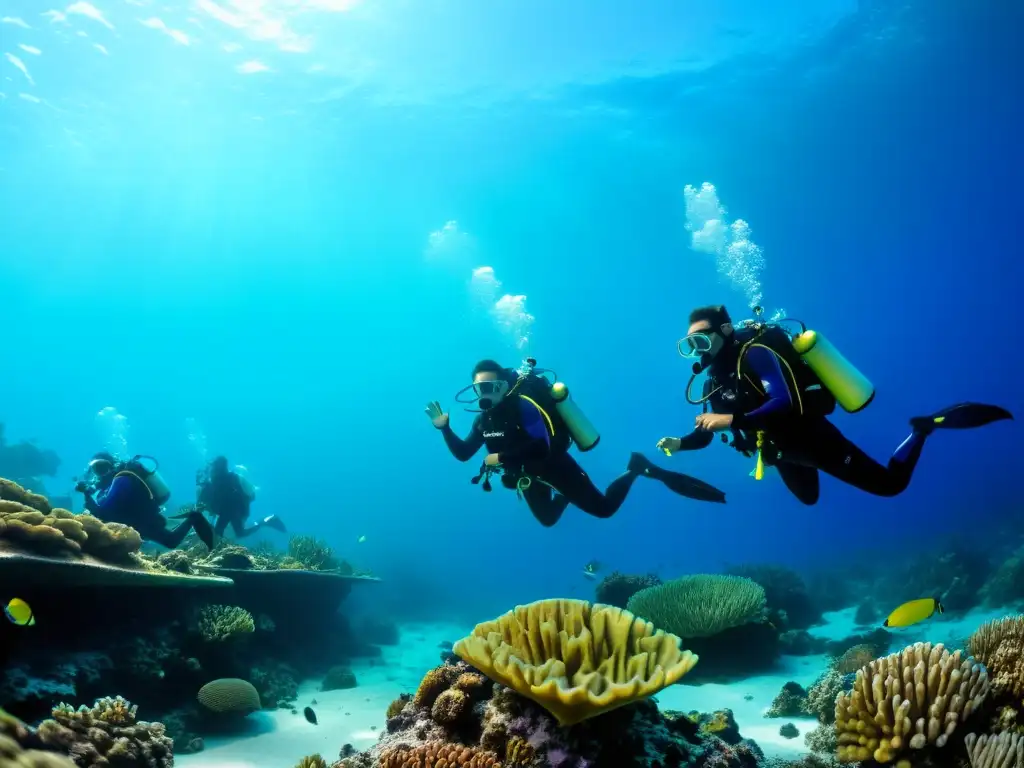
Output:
[{"left": 1, "top": 0, "right": 1021, "bottom": 625}]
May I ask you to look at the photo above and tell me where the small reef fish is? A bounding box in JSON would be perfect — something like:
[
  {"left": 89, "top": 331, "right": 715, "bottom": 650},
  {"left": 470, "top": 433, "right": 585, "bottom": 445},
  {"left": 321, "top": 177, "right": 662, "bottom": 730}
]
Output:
[
  {"left": 4, "top": 598, "right": 35, "bottom": 626},
  {"left": 582, "top": 560, "right": 601, "bottom": 580},
  {"left": 883, "top": 598, "right": 943, "bottom": 628},
  {"left": 303, "top": 707, "right": 318, "bottom": 725}
]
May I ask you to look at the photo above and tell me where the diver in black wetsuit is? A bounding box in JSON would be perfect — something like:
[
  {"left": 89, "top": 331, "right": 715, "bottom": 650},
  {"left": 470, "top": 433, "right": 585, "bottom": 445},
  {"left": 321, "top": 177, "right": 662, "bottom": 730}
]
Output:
[
  {"left": 426, "top": 359, "right": 726, "bottom": 527},
  {"left": 196, "top": 456, "right": 285, "bottom": 539},
  {"left": 75, "top": 452, "right": 215, "bottom": 549},
  {"left": 657, "top": 305, "right": 1013, "bottom": 505}
]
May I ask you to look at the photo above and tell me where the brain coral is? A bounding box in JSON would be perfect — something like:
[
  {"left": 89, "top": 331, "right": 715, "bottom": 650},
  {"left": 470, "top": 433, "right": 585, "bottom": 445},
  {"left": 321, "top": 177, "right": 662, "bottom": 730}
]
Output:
[
  {"left": 197, "top": 679, "right": 261, "bottom": 714},
  {"left": 626, "top": 574, "right": 767, "bottom": 639},
  {"left": 452, "top": 598, "right": 698, "bottom": 726}
]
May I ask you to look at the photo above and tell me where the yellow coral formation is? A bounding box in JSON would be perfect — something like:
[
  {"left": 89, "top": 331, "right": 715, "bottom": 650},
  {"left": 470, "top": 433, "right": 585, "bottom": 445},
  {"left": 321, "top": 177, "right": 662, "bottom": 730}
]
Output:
[
  {"left": 430, "top": 689, "right": 470, "bottom": 725},
  {"left": 197, "top": 605, "right": 255, "bottom": 642},
  {"left": 386, "top": 697, "right": 408, "bottom": 719},
  {"left": 379, "top": 742, "right": 500, "bottom": 768},
  {"left": 453, "top": 673, "right": 486, "bottom": 695},
  {"left": 0, "top": 708, "right": 77, "bottom": 768},
  {"left": 293, "top": 755, "right": 328, "bottom": 768},
  {"left": 969, "top": 615, "right": 1024, "bottom": 698},
  {"left": 453, "top": 598, "right": 699, "bottom": 726},
  {"left": 966, "top": 731, "right": 1024, "bottom": 768},
  {"left": 0, "top": 479, "right": 51, "bottom": 513},
  {"left": 835, "top": 642, "right": 989, "bottom": 764},
  {"left": 0, "top": 484, "right": 142, "bottom": 564},
  {"left": 197, "top": 679, "right": 262, "bottom": 714},
  {"left": 414, "top": 666, "right": 459, "bottom": 708},
  {"left": 504, "top": 736, "right": 536, "bottom": 767}
]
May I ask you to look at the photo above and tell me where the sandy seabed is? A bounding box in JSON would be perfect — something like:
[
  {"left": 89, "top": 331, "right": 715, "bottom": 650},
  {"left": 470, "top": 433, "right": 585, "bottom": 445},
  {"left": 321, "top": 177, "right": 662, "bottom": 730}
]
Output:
[{"left": 179, "top": 604, "right": 1009, "bottom": 767}]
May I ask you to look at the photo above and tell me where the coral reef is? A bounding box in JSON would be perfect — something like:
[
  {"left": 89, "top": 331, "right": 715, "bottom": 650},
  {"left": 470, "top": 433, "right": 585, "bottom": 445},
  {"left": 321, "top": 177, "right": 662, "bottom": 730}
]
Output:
[
  {"left": 0, "top": 708, "right": 77, "bottom": 768},
  {"left": 337, "top": 659, "right": 764, "bottom": 768},
  {"left": 321, "top": 666, "right": 357, "bottom": 692},
  {"left": 0, "top": 478, "right": 52, "bottom": 513},
  {"left": 155, "top": 550, "right": 192, "bottom": 575},
  {"left": 295, "top": 756, "right": 329, "bottom": 768},
  {"left": 965, "top": 731, "right": 1023, "bottom": 768},
  {"left": 804, "top": 669, "right": 845, "bottom": 725},
  {"left": 196, "top": 679, "right": 261, "bottom": 714},
  {"left": 36, "top": 696, "right": 173, "bottom": 768},
  {"left": 250, "top": 663, "right": 298, "bottom": 709},
  {"left": 832, "top": 644, "right": 876, "bottom": 676},
  {"left": 452, "top": 598, "right": 698, "bottom": 726},
  {"left": 779, "top": 723, "right": 799, "bottom": 739},
  {"left": 766, "top": 683, "right": 808, "bottom": 718},
  {"left": 804, "top": 725, "right": 837, "bottom": 756},
  {"left": 283, "top": 536, "right": 344, "bottom": 572},
  {"left": 969, "top": 615, "right": 1024, "bottom": 698},
  {"left": 725, "top": 564, "right": 822, "bottom": 630},
  {"left": 594, "top": 572, "right": 662, "bottom": 610},
  {"left": 834, "top": 642, "right": 989, "bottom": 764},
  {"left": 626, "top": 575, "right": 767, "bottom": 639},
  {"left": 196, "top": 605, "right": 255, "bottom": 642},
  {"left": 0, "top": 494, "right": 142, "bottom": 564}
]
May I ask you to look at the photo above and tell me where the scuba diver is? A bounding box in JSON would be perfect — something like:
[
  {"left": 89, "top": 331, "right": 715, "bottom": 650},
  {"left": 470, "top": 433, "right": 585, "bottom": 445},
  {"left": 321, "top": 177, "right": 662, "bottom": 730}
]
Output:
[
  {"left": 659, "top": 305, "right": 1013, "bottom": 505},
  {"left": 426, "top": 358, "right": 726, "bottom": 528},
  {"left": 75, "top": 452, "right": 215, "bottom": 549},
  {"left": 196, "top": 456, "right": 284, "bottom": 538}
]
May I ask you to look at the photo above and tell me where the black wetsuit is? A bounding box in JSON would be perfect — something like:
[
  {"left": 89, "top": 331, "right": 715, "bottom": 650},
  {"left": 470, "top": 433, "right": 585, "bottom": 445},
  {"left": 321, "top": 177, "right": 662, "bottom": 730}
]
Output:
[
  {"left": 441, "top": 377, "right": 727, "bottom": 525},
  {"left": 83, "top": 472, "right": 206, "bottom": 548},
  {"left": 675, "top": 331, "right": 1009, "bottom": 504},
  {"left": 199, "top": 473, "right": 259, "bottom": 538}
]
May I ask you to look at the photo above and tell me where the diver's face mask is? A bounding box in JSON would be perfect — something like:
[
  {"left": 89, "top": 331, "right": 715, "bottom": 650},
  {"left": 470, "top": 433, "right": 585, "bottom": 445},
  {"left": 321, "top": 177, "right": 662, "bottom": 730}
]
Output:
[
  {"left": 471, "top": 377, "right": 509, "bottom": 410},
  {"left": 678, "top": 323, "right": 733, "bottom": 367},
  {"left": 87, "top": 457, "right": 117, "bottom": 488}
]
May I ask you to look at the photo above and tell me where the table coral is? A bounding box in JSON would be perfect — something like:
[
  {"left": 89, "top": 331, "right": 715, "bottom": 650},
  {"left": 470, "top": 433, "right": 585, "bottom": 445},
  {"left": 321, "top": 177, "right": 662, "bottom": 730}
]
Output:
[
  {"left": 835, "top": 642, "right": 989, "bottom": 764},
  {"left": 453, "top": 598, "right": 698, "bottom": 726},
  {"left": 35, "top": 696, "right": 172, "bottom": 768}
]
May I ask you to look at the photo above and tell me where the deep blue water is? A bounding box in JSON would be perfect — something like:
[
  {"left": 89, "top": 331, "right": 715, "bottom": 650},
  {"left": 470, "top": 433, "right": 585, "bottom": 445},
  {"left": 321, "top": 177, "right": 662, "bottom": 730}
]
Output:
[{"left": 1, "top": 0, "right": 1021, "bottom": 621}]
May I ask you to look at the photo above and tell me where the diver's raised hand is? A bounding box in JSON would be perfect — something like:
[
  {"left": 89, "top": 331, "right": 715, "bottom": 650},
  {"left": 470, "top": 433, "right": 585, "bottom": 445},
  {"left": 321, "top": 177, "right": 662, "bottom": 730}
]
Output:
[
  {"left": 656, "top": 437, "right": 682, "bottom": 456},
  {"left": 425, "top": 401, "right": 449, "bottom": 429}
]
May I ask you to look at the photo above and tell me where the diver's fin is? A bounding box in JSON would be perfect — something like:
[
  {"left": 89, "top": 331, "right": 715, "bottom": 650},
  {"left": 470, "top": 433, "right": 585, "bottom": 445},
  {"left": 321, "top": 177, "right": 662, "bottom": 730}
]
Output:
[
  {"left": 911, "top": 402, "right": 1013, "bottom": 434},
  {"left": 261, "top": 514, "right": 286, "bottom": 533},
  {"left": 630, "top": 453, "right": 726, "bottom": 503},
  {"left": 190, "top": 511, "right": 216, "bottom": 550}
]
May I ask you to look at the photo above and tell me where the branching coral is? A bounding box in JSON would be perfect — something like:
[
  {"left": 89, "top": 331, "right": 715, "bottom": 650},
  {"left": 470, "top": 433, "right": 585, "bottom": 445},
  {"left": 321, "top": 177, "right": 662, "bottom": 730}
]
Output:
[
  {"left": 966, "top": 731, "right": 1024, "bottom": 768},
  {"left": 834, "top": 642, "right": 989, "bottom": 764},
  {"left": 197, "top": 605, "right": 255, "bottom": 642},
  {"left": 36, "top": 697, "right": 172, "bottom": 768},
  {"left": 766, "top": 682, "right": 808, "bottom": 718},
  {"left": 453, "top": 598, "right": 699, "bottom": 726},
  {"left": 626, "top": 574, "right": 767, "bottom": 639},
  {"left": 282, "top": 536, "right": 340, "bottom": 572},
  {"left": 805, "top": 668, "right": 844, "bottom": 725},
  {"left": 969, "top": 615, "right": 1024, "bottom": 698}
]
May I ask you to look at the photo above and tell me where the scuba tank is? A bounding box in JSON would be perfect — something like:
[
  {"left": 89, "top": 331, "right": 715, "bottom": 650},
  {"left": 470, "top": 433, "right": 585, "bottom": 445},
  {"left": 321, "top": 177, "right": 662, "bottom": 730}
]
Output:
[
  {"left": 121, "top": 455, "right": 172, "bottom": 505},
  {"left": 517, "top": 358, "right": 601, "bottom": 452},
  {"left": 791, "top": 329, "right": 874, "bottom": 413}
]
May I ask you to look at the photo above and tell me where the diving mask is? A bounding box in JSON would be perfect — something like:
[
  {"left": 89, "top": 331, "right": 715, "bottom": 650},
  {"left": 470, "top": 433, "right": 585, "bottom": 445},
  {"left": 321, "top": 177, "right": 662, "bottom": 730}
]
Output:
[
  {"left": 455, "top": 378, "right": 510, "bottom": 411},
  {"left": 87, "top": 457, "right": 116, "bottom": 479},
  {"left": 678, "top": 323, "right": 732, "bottom": 361}
]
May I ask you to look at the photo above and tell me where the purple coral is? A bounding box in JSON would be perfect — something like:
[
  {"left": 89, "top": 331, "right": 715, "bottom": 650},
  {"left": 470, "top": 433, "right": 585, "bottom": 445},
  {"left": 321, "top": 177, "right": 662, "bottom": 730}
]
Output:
[{"left": 546, "top": 746, "right": 570, "bottom": 766}]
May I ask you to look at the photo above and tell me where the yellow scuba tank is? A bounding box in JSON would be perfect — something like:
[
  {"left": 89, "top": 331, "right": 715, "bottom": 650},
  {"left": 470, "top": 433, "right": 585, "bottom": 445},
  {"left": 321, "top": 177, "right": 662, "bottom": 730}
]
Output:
[
  {"left": 791, "top": 330, "right": 874, "bottom": 413},
  {"left": 549, "top": 381, "right": 601, "bottom": 452},
  {"left": 126, "top": 455, "right": 172, "bottom": 505}
]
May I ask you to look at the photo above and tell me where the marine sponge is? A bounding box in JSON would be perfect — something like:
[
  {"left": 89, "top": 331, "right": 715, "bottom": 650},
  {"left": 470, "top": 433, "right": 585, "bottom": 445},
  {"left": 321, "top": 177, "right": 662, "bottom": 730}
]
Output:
[
  {"left": 834, "top": 641, "right": 989, "bottom": 764},
  {"left": 36, "top": 697, "right": 172, "bottom": 768},
  {"left": 452, "top": 598, "right": 699, "bottom": 726},
  {"left": 379, "top": 742, "right": 500, "bottom": 768},
  {"left": 969, "top": 615, "right": 1024, "bottom": 698},
  {"left": 197, "top": 679, "right": 261, "bottom": 714},
  {"left": 197, "top": 605, "right": 255, "bottom": 642},
  {"left": 965, "top": 731, "right": 1024, "bottom": 768},
  {"left": 626, "top": 574, "right": 767, "bottom": 639},
  {"left": 431, "top": 689, "right": 470, "bottom": 725}
]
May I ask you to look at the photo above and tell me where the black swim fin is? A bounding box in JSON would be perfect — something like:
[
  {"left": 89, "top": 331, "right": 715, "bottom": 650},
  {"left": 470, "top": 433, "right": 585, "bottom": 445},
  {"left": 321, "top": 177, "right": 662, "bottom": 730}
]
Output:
[
  {"left": 628, "top": 452, "right": 727, "bottom": 504},
  {"left": 190, "top": 511, "right": 216, "bottom": 550},
  {"left": 910, "top": 402, "right": 1013, "bottom": 435}
]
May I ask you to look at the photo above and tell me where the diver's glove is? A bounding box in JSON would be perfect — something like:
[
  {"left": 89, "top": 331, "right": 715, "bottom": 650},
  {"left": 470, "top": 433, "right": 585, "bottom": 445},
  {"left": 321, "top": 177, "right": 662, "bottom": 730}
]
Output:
[
  {"left": 424, "top": 401, "right": 449, "bottom": 429},
  {"left": 74, "top": 481, "right": 89, "bottom": 493},
  {"left": 656, "top": 437, "right": 682, "bottom": 456}
]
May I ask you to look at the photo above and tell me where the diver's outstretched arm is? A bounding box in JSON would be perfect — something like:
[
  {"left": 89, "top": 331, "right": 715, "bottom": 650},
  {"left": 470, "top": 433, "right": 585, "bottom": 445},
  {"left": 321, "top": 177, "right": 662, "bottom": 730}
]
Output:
[
  {"left": 677, "top": 430, "right": 715, "bottom": 451},
  {"left": 439, "top": 421, "right": 485, "bottom": 462}
]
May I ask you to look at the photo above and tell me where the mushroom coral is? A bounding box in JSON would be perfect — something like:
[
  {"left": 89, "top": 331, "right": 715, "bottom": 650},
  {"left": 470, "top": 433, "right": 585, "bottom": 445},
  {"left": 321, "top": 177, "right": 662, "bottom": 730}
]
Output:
[{"left": 452, "top": 598, "right": 698, "bottom": 726}]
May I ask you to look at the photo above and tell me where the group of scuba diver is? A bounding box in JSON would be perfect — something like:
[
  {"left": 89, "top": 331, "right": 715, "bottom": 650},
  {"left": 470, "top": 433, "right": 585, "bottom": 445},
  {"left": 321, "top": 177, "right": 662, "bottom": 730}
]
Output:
[
  {"left": 427, "top": 304, "right": 1014, "bottom": 525},
  {"left": 73, "top": 453, "right": 286, "bottom": 551}
]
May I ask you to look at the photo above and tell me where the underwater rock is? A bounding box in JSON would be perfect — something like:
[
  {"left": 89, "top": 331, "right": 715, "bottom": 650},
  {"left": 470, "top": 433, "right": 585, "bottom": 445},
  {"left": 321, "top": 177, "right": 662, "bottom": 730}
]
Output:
[
  {"left": 336, "top": 660, "right": 765, "bottom": 768},
  {"left": 853, "top": 600, "right": 879, "bottom": 625},
  {"left": 779, "top": 630, "right": 828, "bottom": 656},
  {"left": 250, "top": 663, "right": 299, "bottom": 709},
  {"left": 321, "top": 666, "right": 358, "bottom": 691},
  {"left": 765, "top": 682, "right": 808, "bottom": 718},
  {"left": 725, "top": 564, "right": 823, "bottom": 630}
]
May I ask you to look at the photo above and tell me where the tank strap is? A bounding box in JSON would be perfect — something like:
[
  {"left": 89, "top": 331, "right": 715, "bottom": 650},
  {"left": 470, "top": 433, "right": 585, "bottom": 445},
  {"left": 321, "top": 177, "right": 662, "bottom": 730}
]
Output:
[
  {"left": 518, "top": 394, "right": 556, "bottom": 439},
  {"left": 112, "top": 470, "right": 155, "bottom": 500},
  {"left": 737, "top": 340, "right": 806, "bottom": 417}
]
